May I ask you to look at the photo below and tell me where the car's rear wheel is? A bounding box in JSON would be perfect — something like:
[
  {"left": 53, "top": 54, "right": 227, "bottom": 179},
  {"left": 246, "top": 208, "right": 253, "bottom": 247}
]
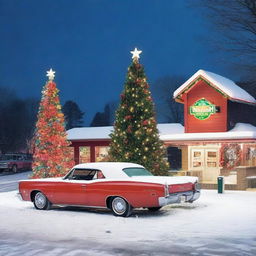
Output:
[
  {"left": 33, "top": 192, "right": 51, "bottom": 210},
  {"left": 148, "top": 207, "right": 161, "bottom": 212},
  {"left": 111, "top": 196, "right": 132, "bottom": 217}
]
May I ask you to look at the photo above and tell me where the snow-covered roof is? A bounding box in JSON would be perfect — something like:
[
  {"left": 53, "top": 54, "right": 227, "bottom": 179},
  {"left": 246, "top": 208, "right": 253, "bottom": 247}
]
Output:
[
  {"left": 173, "top": 69, "right": 256, "bottom": 105},
  {"left": 67, "top": 126, "right": 113, "bottom": 140},
  {"left": 67, "top": 123, "right": 184, "bottom": 141},
  {"left": 67, "top": 123, "right": 256, "bottom": 142},
  {"left": 161, "top": 123, "right": 256, "bottom": 141}
]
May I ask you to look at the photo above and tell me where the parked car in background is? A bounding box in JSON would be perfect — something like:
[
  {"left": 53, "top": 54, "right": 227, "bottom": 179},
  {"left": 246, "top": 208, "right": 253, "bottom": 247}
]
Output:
[
  {"left": 18, "top": 162, "right": 200, "bottom": 217},
  {"left": 0, "top": 153, "right": 32, "bottom": 173}
]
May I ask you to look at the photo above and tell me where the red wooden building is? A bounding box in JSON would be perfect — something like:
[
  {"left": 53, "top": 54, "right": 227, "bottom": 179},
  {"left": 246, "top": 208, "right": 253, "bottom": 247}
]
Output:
[{"left": 68, "top": 70, "right": 256, "bottom": 190}]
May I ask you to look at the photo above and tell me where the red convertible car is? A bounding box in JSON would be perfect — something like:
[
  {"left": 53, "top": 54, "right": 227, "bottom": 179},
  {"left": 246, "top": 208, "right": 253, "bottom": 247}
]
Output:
[{"left": 18, "top": 162, "right": 200, "bottom": 217}]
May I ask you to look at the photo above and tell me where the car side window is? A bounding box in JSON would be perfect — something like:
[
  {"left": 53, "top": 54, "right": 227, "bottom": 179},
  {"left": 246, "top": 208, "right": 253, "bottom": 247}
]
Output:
[
  {"left": 69, "top": 169, "right": 96, "bottom": 180},
  {"left": 97, "top": 170, "right": 105, "bottom": 179}
]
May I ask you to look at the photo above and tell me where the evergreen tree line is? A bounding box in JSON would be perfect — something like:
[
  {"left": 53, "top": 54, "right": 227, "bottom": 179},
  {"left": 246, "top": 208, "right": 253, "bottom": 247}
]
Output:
[
  {"left": 0, "top": 86, "right": 84, "bottom": 153},
  {"left": 1, "top": 77, "right": 255, "bottom": 153},
  {"left": 0, "top": 87, "right": 38, "bottom": 153}
]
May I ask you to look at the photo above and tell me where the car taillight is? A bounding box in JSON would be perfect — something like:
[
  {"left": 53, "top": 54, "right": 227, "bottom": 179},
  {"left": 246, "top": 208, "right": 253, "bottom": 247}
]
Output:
[{"left": 164, "top": 183, "right": 169, "bottom": 197}]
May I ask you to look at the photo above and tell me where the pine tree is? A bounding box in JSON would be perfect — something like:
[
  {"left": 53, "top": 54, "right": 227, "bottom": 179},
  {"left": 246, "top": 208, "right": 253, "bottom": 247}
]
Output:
[
  {"left": 31, "top": 69, "right": 74, "bottom": 178},
  {"left": 108, "top": 49, "right": 169, "bottom": 175}
]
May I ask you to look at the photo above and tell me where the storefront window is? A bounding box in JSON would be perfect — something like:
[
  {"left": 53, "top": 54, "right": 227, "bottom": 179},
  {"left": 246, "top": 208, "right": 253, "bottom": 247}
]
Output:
[
  {"left": 208, "top": 151, "right": 217, "bottom": 158},
  {"left": 194, "top": 151, "right": 201, "bottom": 157},
  {"left": 206, "top": 150, "right": 218, "bottom": 168},
  {"left": 193, "top": 161, "right": 202, "bottom": 167},
  {"left": 191, "top": 149, "right": 204, "bottom": 170},
  {"left": 207, "top": 162, "right": 217, "bottom": 167},
  {"left": 95, "top": 146, "right": 109, "bottom": 162},
  {"left": 79, "top": 147, "right": 90, "bottom": 163}
]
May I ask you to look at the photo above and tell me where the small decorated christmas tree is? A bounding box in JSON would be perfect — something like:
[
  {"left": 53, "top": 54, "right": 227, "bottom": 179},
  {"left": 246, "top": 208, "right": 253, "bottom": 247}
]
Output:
[
  {"left": 31, "top": 69, "right": 74, "bottom": 178},
  {"left": 108, "top": 48, "right": 169, "bottom": 175}
]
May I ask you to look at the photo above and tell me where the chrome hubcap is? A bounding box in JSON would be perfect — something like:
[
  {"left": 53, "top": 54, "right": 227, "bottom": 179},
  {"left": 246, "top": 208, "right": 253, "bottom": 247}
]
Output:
[
  {"left": 35, "top": 193, "right": 46, "bottom": 209},
  {"left": 112, "top": 197, "right": 126, "bottom": 215}
]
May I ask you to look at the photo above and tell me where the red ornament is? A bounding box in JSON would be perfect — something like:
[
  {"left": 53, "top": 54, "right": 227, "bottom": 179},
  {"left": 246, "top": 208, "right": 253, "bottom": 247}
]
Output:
[
  {"left": 136, "top": 63, "right": 141, "bottom": 69},
  {"left": 142, "top": 120, "right": 148, "bottom": 126},
  {"left": 127, "top": 125, "right": 132, "bottom": 133}
]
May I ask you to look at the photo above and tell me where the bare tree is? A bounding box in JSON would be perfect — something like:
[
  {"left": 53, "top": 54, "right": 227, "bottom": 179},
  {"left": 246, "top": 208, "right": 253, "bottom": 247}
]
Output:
[
  {"left": 196, "top": 0, "right": 256, "bottom": 78},
  {"left": 152, "top": 76, "right": 185, "bottom": 124}
]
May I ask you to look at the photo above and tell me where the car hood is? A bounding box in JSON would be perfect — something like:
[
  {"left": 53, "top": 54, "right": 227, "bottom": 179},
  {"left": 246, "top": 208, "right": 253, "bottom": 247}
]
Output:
[{"left": 130, "top": 175, "right": 198, "bottom": 185}]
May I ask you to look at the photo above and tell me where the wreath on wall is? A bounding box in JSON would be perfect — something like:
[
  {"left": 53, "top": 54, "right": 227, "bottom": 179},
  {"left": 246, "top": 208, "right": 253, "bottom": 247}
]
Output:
[{"left": 220, "top": 143, "right": 242, "bottom": 169}]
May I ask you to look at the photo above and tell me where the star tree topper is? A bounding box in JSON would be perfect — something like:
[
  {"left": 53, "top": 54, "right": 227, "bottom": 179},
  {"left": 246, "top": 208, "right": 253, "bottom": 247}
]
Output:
[
  {"left": 130, "top": 47, "right": 142, "bottom": 61},
  {"left": 46, "top": 68, "right": 55, "bottom": 81}
]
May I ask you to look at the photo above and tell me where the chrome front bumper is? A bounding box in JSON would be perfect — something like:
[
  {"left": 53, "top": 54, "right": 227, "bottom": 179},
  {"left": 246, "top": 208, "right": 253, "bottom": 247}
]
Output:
[{"left": 159, "top": 190, "right": 200, "bottom": 207}]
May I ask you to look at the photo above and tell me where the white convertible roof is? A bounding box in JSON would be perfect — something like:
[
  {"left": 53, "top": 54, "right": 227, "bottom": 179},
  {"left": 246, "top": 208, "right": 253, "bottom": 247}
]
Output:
[
  {"left": 72, "top": 162, "right": 198, "bottom": 184},
  {"left": 73, "top": 162, "right": 144, "bottom": 179}
]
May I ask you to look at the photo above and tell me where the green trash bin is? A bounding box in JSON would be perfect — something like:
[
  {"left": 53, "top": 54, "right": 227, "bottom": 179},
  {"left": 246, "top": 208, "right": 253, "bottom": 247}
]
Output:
[{"left": 217, "top": 176, "right": 224, "bottom": 193}]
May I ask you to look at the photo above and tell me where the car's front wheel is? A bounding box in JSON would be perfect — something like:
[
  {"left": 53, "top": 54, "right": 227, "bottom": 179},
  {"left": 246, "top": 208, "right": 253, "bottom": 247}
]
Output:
[
  {"left": 111, "top": 197, "right": 132, "bottom": 217},
  {"left": 33, "top": 192, "right": 51, "bottom": 210}
]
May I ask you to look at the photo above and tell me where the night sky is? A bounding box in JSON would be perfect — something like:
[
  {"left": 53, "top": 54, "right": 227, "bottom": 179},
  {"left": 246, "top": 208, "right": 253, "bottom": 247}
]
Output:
[{"left": 0, "top": 0, "right": 238, "bottom": 125}]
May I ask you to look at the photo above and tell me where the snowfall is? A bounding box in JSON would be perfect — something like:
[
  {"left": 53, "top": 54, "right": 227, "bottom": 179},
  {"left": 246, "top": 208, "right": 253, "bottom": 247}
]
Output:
[{"left": 0, "top": 172, "right": 255, "bottom": 256}]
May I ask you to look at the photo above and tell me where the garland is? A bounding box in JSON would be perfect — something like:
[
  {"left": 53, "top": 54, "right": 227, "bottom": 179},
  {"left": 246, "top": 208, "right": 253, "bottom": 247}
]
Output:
[{"left": 220, "top": 143, "right": 241, "bottom": 169}]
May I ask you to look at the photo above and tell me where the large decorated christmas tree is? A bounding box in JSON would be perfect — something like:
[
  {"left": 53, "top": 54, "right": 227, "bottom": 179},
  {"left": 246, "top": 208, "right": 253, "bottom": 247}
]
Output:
[
  {"left": 31, "top": 69, "right": 74, "bottom": 178},
  {"left": 109, "top": 48, "right": 169, "bottom": 175}
]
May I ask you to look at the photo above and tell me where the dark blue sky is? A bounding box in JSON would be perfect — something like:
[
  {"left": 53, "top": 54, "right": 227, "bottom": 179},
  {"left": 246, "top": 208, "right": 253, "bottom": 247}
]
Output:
[{"left": 0, "top": 0, "right": 237, "bottom": 125}]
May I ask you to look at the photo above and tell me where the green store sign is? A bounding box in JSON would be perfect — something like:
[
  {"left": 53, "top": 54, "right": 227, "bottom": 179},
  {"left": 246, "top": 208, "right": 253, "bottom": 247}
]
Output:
[{"left": 190, "top": 98, "right": 216, "bottom": 120}]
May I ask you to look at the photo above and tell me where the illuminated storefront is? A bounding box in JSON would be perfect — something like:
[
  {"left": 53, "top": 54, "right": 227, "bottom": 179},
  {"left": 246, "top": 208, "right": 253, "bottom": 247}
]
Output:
[{"left": 67, "top": 70, "right": 256, "bottom": 190}]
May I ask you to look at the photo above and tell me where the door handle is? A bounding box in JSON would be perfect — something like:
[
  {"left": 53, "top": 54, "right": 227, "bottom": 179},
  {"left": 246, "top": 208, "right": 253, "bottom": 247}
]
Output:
[{"left": 81, "top": 184, "right": 86, "bottom": 188}]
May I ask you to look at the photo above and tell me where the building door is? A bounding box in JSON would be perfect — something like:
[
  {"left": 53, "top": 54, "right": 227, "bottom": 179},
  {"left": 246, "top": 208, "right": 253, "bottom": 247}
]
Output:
[
  {"left": 204, "top": 149, "right": 219, "bottom": 182},
  {"left": 190, "top": 147, "right": 220, "bottom": 183}
]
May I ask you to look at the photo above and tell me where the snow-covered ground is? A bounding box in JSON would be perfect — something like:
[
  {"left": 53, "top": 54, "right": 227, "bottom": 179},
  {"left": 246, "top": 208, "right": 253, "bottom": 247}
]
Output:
[{"left": 0, "top": 173, "right": 255, "bottom": 255}]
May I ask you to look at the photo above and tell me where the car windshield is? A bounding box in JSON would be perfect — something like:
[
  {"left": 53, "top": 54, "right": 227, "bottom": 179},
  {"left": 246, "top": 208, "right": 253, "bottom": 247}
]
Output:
[{"left": 123, "top": 167, "right": 153, "bottom": 177}]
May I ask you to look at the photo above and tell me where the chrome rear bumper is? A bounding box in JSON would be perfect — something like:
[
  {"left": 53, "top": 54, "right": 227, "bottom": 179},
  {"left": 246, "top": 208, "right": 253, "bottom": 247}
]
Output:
[{"left": 159, "top": 190, "right": 200, "bottom": 207}]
